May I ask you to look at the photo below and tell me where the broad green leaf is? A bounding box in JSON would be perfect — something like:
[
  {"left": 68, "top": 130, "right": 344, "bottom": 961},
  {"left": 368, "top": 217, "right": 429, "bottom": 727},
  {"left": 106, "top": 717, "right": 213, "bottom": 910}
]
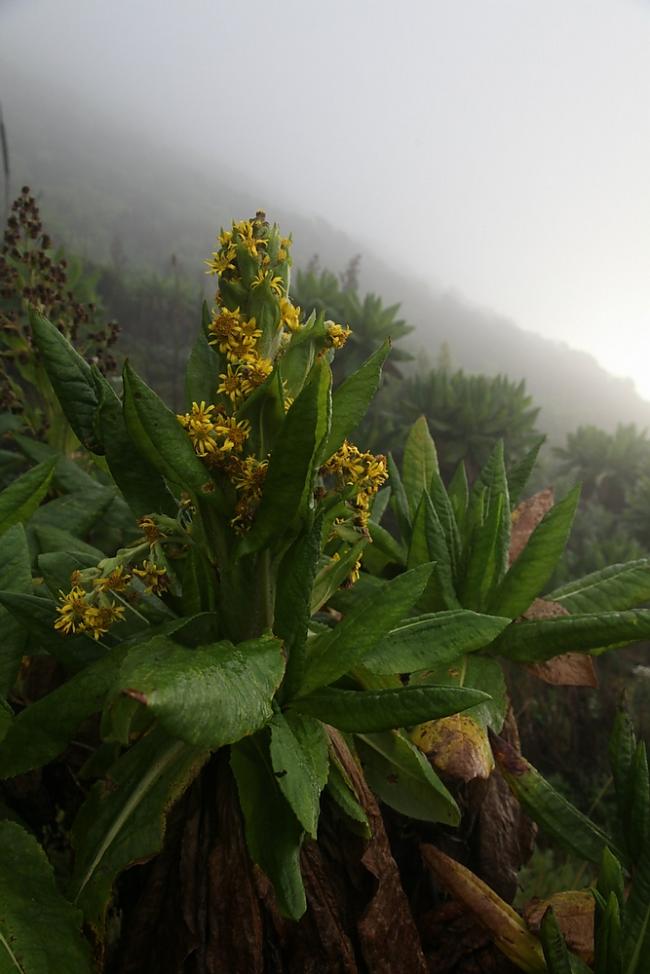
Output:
[
  {"left": 184, "top": 320, "right": 222, "bottom": 408},
  {"left": 0, "top": 458, "right": 55, "bottom": 538},
  {"left": 356, "top": 730, "right": 459, "bottom": 824},
  {"left": 409, "top": 492, "right": 459, "bottom": 610},
  {"left": 595, "top": 892, "right": 621, "bottom": 974},
  {"left": 0, "top": 821, "right": 92, "bottom": 972},
  {"left": 276, "top": 517, "right": 322, "bottom": 701},
  {"left": 507, "top": 437, "right": 545, "bottom": 506},
  {"left": 429, "top": 468, "right": 461, "bottom": 575},
  {"left": 489, "top": 486, "right": 580, "bottom": 619},
  {"left": 33, "top": 525, "right": 104, "bottom": 560},
  {"left": 96, "top": 381, "right": 177, "bottom": 518},
  {"left": 387, "top": 453, "right": 411, "bottom": 536},
  {"left": 310, "top": 539, "right": 368, "bottom": 613},
  {"left": 269, "top": 712, "right": 329, "bottom": 838},
  {"left": 0, "top": 524, "right": 31, "bottom": 696},
  {"left": 298, "top": 563, "right": 433, "bottom": 696},
  {"left": 71, "top": 727, "right": 207, "bottom": 934},
  {"left": 29, "top": 310, "right": 103, "bottom": 453},
  {"left": 401, "top": 416, "right": 439, "bottom": 517},
  {"left": 622, "top": 837, "right": 650, "bottom": 973},
  {"left": 322, "top": 340, "right": 390, "bottom": 459},
  {"left": 367, "top": 521, "right": 406, "bottom": 566},
  {"left": 460, "top": 491, "right": 505, "bottom": 611},
  {"left": 547, "top": 560, "right": 650, "bottom": 613},
  {"left": 363, "top": 610, "right": 510, "bottom": 674},
  {"left": 630, "top": 742, "right": 650, "bottom": 861},
  {"left": 492, "top": 609, "right": 650, "bottom": 663},
  {"left": 14, "top": 434, "right": 99, "bottom": 494},
  {"left": 122, "top": 362, "right": 213, "bottom": 493},
  {"left": 325, "top": 755, "right": 370, "bottom": 836},
  {"left": 239, "top": 360, "right": 331, "bottom": 557},
  {"left": 290, "top": 684, "right": 489, "bottom": 732},
  {"left": 610, "top": 708, "right": 636, "bottom": 837},
  {"left": 539, "top": 908, "right": 573, "bottom": 974},
  {"left": 0, "top": 647, "right": 128, "bottom": 778},
  {"left": 38, "top": 550, "right": 100, "bottom": 600},
  {"left": 117, "top": 633, "right": 284, "bottom": 748},
  {"left": 472, "top": 441, "right": 511, "bottom": 589},
  {"left": 29, "top": 487, "right": 115, "bottom": 537},
  {"left": 491, "top": 733, "right": 626, "bottom": 866},
  {"left": 231, "top": 736, "right": 306, "bottom": 919},
  {"left": 447, "top": 461, "right": 469, "bottom": 538}
]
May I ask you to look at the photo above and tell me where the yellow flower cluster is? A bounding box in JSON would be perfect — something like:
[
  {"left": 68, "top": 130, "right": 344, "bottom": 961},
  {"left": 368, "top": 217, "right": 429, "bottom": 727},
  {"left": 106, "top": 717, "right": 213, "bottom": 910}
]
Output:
[
  {"left": 323, "top": 440, "right": 388, "bottom": 527},
  {"left": 229, "top": 456, "right": 269, "bottom": 533},
  {"left": 176, "top": 401, "right": 250, "bottom": 462},
  {"left": 326, "top": 322, "right": 352, "bottom": 349},
  {"left": 54, "top": 585, "right": 125, "bottom": 640},
  {"left": 54, "top": 559, "right": 169, "bottom": 639}
]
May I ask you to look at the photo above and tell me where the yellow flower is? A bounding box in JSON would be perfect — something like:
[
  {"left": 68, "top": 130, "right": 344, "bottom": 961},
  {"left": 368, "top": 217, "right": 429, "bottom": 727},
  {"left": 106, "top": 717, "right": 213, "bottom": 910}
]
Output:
[
  {"left": 243, "top": 353, "right": 273, "bottom": 389},
  {"left": 132, "top": 560, "right": 169, "bottom": 595},
  {"left": 138, "top": 516, "right": 163, "bottom": 544},
  {"left": 177, "top": 401, "right": 218, "bottom": 457},
  {"left": 54, "top": 585, "right": 89, "bottom": 636},
  {"left": 231, "top": 456, "right": 268, "bottom": 500},
  {"left": 208, "top": 306, "right": 242, "bottom": 345},
  {"left": 218, "top": 364, "right": 252, "bottom": 404},
  {"left": 233, "top": 219, "right": 267, "bottom": 258},
  {"left": 205, "top": 246, "right": 237, "bottom": 276},
  {"left": 93, "top": 566, "right": 131, "bottom": 592},
  {"left": 214, "top": 414, "right": 250, "bottom": 453},
  {"left": 81, "top": 603, "right": 126, "bottom": 640},
  {"left": 251, "top": 270, "right": 284, "bottom": 295},
  {"left": 280, "top": 297, "right": 301, "bottom": 333},
  {"left": 220, "top": 331, "right": 258, "bottom": 363},
  {"left": 326, "top": 322, "right": 351, "bottom": 349}
]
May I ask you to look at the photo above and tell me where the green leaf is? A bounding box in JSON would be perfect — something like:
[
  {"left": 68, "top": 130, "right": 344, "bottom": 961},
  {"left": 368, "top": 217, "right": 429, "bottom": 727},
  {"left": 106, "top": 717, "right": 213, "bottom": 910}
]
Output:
[
  {"left": 622, "top": 837, "right": 650, "bottom": 973},
  {"left": 539, "top": 908, "right": 573, "bottom": 974},
  {"left": 401, "top": 416, "right": 439, "bottom": 517},
  {"left": 29, "top": 309, "right": 103, "bottom": 453},
  {"left": 38, "top": 550, "right": 100, "bottom": 599},
  {"left": 0, "top": 648, "right": 128, "bottom": 778},
  {"left": 595, "top": 891, "right": 621, "bottom": 974},
  {"left": 310, "top": 539, "right": 368, "bottom": 613},
  {"left": 409, "top": 492, "right": 459, "bottom": 610},
  {"left": 298, "top": 563, "right": 433, "bottom": 696},
  {"left": 363, "top": 610, "right": 510, "bottom": 674},
  {"left": 290, "top": 684, "right": 489, "bottom": 733},
  {"left": 0, "top": 459, "right": 55, "bottom": 538},
  {"left": 322, "top": 340, "right": 390, "bottom": 459},
  {"left": 32, "top": 525, "right": 104, "bottom": 561},
  {"left": 231, "top": 736, "right": 306, "bottom": 919},
  {"left": 276, "top": 517, "right": 323, "bottom": 701},
  {"left": 460, "top": 490, "right": 505, "bottom": 611},
  {"left": 269, "top": 712, "right": 329, "bottom": 838},
  {"left": 610, "top": 708, "right": 636, "bottom": 838},
  {"left": 367, "top": 521, "right": 406, "bottom": 566},
  {"left": 507, "top": 437, "right": 545, "bottom": 506},
  {"left": 71, "top": 727, "right": 206, "bottom": 934},
  {"left": 491, "top": 733, "right": 626, "bottom": 866},
  {"left": 0, "top": 592, "right": 104, "bottom": 671},
  {"left": 356, "top": 730, "right": 459, "bottom": 825},
  {"left": 325, "top": 755, "right": 370, "bottom": 836},
  {"left": 0, "top": 821, "right": 92, "bottom": 972},
  {"left": 0, "top": 524, "right": 31, "bottom": 696},
  {"left": 96, "top": 380, "right": 177, "bottom": 518},
  {"left": 447, "top": 461, "right": 469, "bottom": 538},
  {"left": 387, "top": 453, "right": 411, "bottom": 536},
  {"left": 117, "top": 634, "right": 285, "bottom": 748},
  {"left": 122, "top": 361, "right": 213, "bottom": 493},
  {"left": 239, "top": 359, "right": 331, "bottom": 555},
  {"left": 414, "top": 654, "right": 508, "bottom": 732},
  {"left": 29, "top": 487, "right": 115, "bottom": 538},
  {"left": 489, "top": 486, "right": 580, "bottom": 619},
  {"left": 185, "top": 319, "right": 222, "bottom": 407},
  {"left": 492, "top": 609, "right": 650, "bottom": 663},
  {"left": 547, "top": 559, "right": 650, "bottom": 613}
]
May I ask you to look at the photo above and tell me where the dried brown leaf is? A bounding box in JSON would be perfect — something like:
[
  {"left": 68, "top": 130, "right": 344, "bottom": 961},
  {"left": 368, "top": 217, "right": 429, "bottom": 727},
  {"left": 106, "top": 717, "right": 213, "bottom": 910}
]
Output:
[
  {"left": 509, "top": 489, "right": 555, "bottom": 565},
  {"left": 524, "top": 891, "right": 594, "bottom": 964}
]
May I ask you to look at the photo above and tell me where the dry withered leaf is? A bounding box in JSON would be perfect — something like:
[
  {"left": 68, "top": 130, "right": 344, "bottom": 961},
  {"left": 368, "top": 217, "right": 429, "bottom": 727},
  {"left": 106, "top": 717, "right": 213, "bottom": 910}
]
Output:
[
  {"left": 328, "top": 728, "right": 428, "bottom": 974},
  {"left": 523, "top": 599, "right": 598, "bottom": 688},
  {"left": 421, "top": 845, "right": 546, "bottom": 973},
  {"left": 524, "top": 891, "right": 594, "bottom": 965},
  {"left": 509, "top": 488, "right": 555, "bottom": 565},
  {"left": 411, "top": 714, "right": 494, "bottom": 782}
]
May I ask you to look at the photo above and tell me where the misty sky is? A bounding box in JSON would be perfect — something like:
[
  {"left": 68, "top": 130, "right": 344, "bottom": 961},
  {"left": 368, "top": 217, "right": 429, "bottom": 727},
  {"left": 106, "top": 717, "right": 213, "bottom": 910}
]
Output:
[{"left": 3, "top": 0, "right": 650, "bottom": 396}]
